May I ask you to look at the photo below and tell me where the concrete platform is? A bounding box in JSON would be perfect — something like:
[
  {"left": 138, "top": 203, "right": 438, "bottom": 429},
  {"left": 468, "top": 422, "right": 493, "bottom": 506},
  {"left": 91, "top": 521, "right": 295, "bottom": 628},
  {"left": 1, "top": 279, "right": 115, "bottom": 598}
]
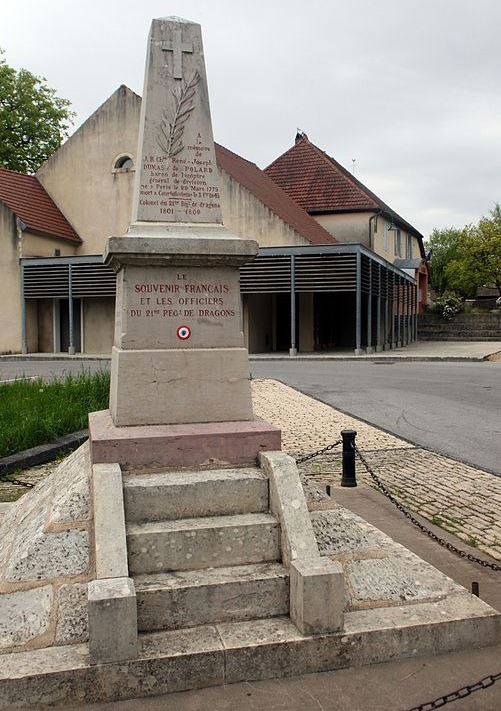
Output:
[
  {"left": 0, "top": 598, "right": 499, "bottom": 709},
  {"left": 88, "top": 410, "right": 281, "bottom": 470}
]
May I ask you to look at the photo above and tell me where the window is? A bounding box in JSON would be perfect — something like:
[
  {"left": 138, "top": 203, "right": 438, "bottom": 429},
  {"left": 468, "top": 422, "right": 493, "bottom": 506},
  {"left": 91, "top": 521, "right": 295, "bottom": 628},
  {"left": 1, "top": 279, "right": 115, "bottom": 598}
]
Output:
[
  {"left": 113, "top": 154, "right": 134, "bottom": 171},
  {"left": 394, "top": 229, "right": 402, "bottom": 257},
  {"left": 383, "top": 221, "right": 389, "bottom": 251},
  {"left": 406, "top": 234, "right": 413, "bottom": 259}
]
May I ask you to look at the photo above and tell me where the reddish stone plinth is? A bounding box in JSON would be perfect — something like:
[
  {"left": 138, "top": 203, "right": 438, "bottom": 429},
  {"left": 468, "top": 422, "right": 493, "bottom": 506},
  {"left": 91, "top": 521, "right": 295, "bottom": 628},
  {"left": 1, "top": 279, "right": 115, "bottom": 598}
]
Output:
[{"left": 88, "top": 410, "right": 281, "bottom": 470}]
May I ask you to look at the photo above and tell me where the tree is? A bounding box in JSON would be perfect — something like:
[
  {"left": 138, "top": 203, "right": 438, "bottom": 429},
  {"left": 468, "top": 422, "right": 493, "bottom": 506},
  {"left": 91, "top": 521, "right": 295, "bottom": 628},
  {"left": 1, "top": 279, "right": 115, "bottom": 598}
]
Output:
[
  {"left": 426, "top": 227, "right": 463, "bottom": 294},
  {"left": 0, "top": 49, "right": 74, "bottom": 174},
  {"left": 445, "top": 216, "right": 501, "bottom": 297}
]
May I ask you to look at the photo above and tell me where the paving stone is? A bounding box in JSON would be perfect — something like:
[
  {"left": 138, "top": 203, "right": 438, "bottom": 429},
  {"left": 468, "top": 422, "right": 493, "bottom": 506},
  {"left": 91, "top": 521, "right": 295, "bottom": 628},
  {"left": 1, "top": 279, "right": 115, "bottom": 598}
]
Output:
[
  {"left": 311, "top": 509, "right": 391, "bottom": 556},
  {"left": 48, "top": 444, "right": 91, "bottom": 524},
  {"left": 346, "top": 555, "right": 464, "bottom": 608},
  {"left": 55, "top": 583, "right": 88, "bottom": 645},
  {"left": 4, "top": 529, "right": 89, "bottom": 582},
  {"left": 0, "top": 585, "right": 52, "bottom": 649}
]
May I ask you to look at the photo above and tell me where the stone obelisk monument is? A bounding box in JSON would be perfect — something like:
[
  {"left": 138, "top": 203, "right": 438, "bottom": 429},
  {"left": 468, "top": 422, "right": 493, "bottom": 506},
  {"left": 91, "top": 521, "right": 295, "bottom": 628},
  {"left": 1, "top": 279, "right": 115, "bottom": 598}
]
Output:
[{"left": 89, "top": 16, "right": 280, "bottom": 468}]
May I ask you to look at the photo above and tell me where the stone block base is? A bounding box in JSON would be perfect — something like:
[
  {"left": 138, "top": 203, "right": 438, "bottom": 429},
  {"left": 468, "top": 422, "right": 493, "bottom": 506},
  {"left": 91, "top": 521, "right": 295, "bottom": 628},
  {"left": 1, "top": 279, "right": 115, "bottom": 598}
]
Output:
[
  {"left": 89, "top": 410, "right": 281, "bottom": 470},
  {"left": 110, "top": 346, "right": 254, "bottom": 426}
]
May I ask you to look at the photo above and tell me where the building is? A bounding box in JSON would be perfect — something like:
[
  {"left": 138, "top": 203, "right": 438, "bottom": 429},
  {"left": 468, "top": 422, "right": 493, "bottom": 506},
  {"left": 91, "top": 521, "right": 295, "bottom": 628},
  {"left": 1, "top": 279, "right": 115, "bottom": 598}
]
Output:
[{"left": 0, "top": 87, "right": 421, "bottom": 356}]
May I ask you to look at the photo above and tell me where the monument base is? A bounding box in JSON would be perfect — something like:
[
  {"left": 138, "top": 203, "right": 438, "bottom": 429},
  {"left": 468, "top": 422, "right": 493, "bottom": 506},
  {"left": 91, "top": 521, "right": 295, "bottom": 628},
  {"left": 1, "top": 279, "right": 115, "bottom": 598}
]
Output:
[{"left": 88, "top": 409, "right": 281, "bottom": 470}]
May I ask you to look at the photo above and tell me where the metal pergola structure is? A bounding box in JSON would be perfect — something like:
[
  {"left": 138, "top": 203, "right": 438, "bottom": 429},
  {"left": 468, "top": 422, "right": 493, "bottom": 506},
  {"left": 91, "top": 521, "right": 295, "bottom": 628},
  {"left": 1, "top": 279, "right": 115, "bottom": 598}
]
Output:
[
  {"left": 240, "top": 244, "right": 417, "bottom": 355},
  {"left": 20, "top": 243, "right": 417, "bottom": 355}
]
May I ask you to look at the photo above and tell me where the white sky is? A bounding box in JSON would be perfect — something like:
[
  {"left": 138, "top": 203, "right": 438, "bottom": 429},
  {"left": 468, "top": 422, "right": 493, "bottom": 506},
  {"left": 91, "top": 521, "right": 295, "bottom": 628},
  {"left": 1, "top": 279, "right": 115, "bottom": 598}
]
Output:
[{"left": 1, "top": 0, "right": 500, "bottom": 238}]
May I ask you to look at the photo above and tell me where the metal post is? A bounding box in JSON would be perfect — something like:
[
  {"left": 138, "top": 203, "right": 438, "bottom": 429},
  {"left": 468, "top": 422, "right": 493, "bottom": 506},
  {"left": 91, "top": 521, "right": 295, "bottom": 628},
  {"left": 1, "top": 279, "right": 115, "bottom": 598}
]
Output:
[
  {"left": 20, "top": 263, "right": 27, "bottom": 354},
  {"left": 289, "top": 255, "right": 297, "bottom": 357},
  {"left": 355, "top": 251, "right": 363, "bottom": 355},
  {"left": 68, "top": 264, "right": 75, "bottom": 355},
  {"left": 341, "top": 429, "right": 357, "bottom": 487},
  {"left": 414, "top": 285, "right": 418, "bottom": 341},
  {"left": 366, "top": 262, "right": 374, "bottom": 353},
  {"left": 396, "top": 277, "right": 402, "bottom": 348},
  {"left": 385, "top": 270, "right": 390, "bottom": 350},
  {"left": 376, "top": 264, "right": 382, "bottom": 352},
  {"left": 403, "top": 281, "right": 407, "bottom": 346},
  {"left": 390, "top": 273, "right": 395, "bottom": 348}
]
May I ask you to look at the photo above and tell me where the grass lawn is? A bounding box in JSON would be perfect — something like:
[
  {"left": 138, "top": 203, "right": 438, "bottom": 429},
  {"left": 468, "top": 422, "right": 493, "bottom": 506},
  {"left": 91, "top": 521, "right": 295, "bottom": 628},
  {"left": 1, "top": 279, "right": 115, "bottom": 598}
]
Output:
[{"left": 0, "top": 370, "right": 110, "bottom": 458}]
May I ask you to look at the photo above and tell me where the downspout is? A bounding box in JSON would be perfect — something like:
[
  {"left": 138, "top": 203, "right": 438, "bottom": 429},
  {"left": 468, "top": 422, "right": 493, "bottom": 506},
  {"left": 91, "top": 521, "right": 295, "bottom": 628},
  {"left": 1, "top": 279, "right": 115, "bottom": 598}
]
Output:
[{"left": 368, "top": 210, "right": 383, "bottom": 251}]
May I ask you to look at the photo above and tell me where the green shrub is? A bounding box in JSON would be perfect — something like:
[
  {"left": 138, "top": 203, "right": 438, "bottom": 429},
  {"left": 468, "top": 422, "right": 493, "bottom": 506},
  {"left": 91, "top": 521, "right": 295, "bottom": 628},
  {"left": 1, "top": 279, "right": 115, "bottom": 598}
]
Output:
[{"left": 432, "top": 292, "right": 464, "bottom": 320}]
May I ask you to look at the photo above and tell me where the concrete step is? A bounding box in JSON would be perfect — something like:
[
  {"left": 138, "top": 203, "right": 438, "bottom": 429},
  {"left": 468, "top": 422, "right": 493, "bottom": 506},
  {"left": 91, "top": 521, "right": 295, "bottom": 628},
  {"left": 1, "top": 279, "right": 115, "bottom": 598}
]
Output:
[
  {"left": 3, "top": 600, "right": 500, "bottom": 709},
  {"left": 135, "top": 562, "right": 289, "bottom": 631},
  {"left": 127, "top": 513, "right": 281, "bottom": 575},
  {"left": 123, "top": 467, "right": 269, "bottom": 522}
]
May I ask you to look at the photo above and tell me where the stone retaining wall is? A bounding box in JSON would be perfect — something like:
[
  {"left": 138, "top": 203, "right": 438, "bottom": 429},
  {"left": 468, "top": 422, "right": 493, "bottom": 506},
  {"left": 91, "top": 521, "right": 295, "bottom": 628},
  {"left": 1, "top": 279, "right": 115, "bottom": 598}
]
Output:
[{"left": 418, "top": 312, "right": 501, "bottom": 341}]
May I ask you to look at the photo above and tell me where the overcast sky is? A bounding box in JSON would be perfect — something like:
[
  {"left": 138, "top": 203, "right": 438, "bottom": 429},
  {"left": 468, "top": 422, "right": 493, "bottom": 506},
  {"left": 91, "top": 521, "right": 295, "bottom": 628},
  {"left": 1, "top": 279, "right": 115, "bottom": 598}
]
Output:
[{"left": 1, "top": 0, "right": 500, "bottom": 238}]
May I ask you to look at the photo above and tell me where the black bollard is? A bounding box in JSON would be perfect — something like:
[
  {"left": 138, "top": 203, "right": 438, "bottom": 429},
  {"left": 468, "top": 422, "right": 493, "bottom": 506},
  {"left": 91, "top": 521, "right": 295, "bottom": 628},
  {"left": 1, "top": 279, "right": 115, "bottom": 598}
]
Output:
[{"left": 341, "top": 429, "right": 357, "bottom": 487}]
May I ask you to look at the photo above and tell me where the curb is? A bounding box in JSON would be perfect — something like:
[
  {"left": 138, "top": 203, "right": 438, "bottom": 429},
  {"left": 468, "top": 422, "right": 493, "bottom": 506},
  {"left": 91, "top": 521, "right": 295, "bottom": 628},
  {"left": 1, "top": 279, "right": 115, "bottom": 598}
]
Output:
[
  {"left": 0, "top": 430, "right": 88, "bottom": 476},
  {"left": 249, "top": 355, "right": 487, "bottom": 362}
]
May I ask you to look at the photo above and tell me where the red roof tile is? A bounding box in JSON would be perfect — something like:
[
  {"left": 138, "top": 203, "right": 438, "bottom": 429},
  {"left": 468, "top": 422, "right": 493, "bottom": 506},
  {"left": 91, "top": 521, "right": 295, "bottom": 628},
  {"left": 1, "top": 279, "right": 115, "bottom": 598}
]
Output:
[
  {"left": 0, "top": 168, "right": 80, "bottom": 243},
  {"left": 215, "top": 143, "right": 336, "bottom": 246},
  {"left": 265, "top": 136, "right": 424, "bottom": 243}
]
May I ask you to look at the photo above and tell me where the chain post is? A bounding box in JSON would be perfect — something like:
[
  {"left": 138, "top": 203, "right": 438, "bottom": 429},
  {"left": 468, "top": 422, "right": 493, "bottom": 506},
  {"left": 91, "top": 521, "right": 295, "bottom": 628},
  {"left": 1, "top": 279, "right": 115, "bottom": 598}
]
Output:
[{"left": 341, "top": 429, "right": 357, "bottom": 487}]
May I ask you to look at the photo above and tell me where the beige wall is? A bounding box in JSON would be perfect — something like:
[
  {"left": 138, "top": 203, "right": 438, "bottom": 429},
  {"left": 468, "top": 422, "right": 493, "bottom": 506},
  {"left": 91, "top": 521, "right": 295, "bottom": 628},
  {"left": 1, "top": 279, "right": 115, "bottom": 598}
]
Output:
[
  {"left": 21, "top": 231, "right": 77, "bottom": 258},
  {"left": 83, "top": 298, "right": 115, "bottom": 353},
  {"left": 314, "top": 212, "right": 371, "bottom": 246},
  {"left": 37, "top": 300, "right": 54, "bottom": 353},
  {"left": 37, "top": 86, "right": 141, "bottom": 255},
  {"left": 220, "top": 169, "right": 310, "bottom": 247},
  {"left": 315, "top": 212, "right": 421, "bottom": 264},
  {"left": 0, "top": 204, "right": 21, "bottom": 353}
]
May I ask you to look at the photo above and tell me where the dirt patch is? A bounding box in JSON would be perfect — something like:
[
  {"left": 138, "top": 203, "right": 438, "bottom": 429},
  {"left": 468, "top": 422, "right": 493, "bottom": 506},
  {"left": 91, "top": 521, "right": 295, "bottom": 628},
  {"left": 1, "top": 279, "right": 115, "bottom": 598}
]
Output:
[{"left": 486, "top": 351, "right": 501, "bottom": 362}]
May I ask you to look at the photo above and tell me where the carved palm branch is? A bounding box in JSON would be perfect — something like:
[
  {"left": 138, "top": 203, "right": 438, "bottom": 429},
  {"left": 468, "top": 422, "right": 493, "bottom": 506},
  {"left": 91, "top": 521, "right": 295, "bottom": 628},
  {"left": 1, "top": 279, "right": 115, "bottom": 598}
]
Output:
[{"left": 156, "top": 70, "right": 200, "bottom": 157}]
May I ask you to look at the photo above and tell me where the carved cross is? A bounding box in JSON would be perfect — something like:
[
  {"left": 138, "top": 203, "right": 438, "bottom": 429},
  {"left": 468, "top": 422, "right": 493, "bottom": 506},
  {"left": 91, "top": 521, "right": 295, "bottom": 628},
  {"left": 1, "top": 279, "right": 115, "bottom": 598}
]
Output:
[{"left": 161, "top": 28, "right": 193, "bottom": 79}]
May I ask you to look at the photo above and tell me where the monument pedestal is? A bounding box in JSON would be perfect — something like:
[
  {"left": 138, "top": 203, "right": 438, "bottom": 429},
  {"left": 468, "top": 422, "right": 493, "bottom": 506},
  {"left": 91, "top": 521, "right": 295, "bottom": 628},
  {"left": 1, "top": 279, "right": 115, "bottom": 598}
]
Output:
[
  {"left": 88, "top": 224, "right": 279, "bottom": 468},
  {"left": 88, "top": 410, "right": 280, "bottom": 470}
]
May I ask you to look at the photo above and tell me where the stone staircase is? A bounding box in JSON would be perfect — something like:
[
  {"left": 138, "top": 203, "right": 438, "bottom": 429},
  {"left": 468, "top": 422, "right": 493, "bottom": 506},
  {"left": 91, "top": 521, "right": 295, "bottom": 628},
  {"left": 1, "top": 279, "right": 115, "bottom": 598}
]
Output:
[{"left": 123, "top": 467, "right": 289, "bottom": 633}]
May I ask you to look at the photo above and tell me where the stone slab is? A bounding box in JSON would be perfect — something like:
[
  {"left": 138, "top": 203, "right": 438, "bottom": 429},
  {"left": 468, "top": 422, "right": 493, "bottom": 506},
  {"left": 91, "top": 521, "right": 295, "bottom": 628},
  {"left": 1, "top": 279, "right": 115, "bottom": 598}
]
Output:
[
  {"left": 0, "top": 430, "right": 88, "bottom": 477},
  {"left": 88, "top": 577, "right": 138, "bottom": 664},
  {"left": 0, "top": 586, "right": 53, "bottom": 650},
  {"left": 92, "top": 463, "right": 128, "bottom": 580},
  {"left": 130, "top": 17, "right": 223, "bottom": 225},
  {"left": 109, "top": 346, "right": 254, "bottom": 426},
  {"left": 135, "top": 562, "right": 289, "bottom": 631},
  {"left": 259, "top": 451, "right": 319, "bottom": 566},
  {"left": 126, "top": 512, "right": 280, "bottom": 575},
  {"left": 124, "top": 467, "right": 268, "bottom": 522},
  {"left": 290, "top": 557, "right": 344, "bottom": 635},
  {"left": 54, "top": 583, "right": 88, "bottom": 645},
  {"left": 0, "top": 596, "right": 499, "bottom": 708},
  {"left": 113, "top": 263, "right": 245, "bottom": 351},
  {"left": 89, "top": 409, "right": 281, "bottom": 470}
]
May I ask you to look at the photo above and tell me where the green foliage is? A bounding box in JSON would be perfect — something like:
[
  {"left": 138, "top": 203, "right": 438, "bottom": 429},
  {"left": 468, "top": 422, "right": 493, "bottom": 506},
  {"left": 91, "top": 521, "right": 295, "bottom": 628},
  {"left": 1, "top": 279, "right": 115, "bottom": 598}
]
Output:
[
  {"left": 445, "top": 213, "right": 501, "bottom": 298},
  {"left": 0, "top": 48, "right": 74, "bottom": 173},
  {"left": 432, "top": 292, "right": 464, "bottom": 320},
  {"left": 426, "top": 227, "right": 463, "bottom": 294},
  {"left": 0, "top": 370, "right": 110, "bottom": 457},
  {"left": 427, "top": 203, "right": 501, "bottom": 298}
]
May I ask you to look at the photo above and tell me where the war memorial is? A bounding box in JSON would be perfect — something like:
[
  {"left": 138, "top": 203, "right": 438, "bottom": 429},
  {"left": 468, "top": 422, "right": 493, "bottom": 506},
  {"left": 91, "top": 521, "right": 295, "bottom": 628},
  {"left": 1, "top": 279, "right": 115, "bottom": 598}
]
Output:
[{"left": 0, "top": 17, "right": 499, "bottom": 708}]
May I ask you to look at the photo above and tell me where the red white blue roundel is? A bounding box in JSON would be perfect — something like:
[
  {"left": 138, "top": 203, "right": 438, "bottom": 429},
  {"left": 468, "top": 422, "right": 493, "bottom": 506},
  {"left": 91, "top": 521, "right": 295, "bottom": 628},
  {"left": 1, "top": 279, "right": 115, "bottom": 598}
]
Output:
[{"left": 176, "top": 325, "right": 191, "bottom": 340}]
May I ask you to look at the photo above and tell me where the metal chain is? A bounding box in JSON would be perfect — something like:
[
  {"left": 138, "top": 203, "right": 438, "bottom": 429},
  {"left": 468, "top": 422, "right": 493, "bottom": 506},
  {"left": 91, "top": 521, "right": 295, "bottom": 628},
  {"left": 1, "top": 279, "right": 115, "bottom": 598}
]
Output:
[
  {"left": 404, "top": 670, "right": 501, "bottom": 710},
  {"left": 354, "top": 446, "right": 501, "bottom": 572},
  {"left": 0, "top": 478, "right": 34, "bottom": 488},
  {"left": 296, "top": 439, "right": 342, "bottom": 464}
]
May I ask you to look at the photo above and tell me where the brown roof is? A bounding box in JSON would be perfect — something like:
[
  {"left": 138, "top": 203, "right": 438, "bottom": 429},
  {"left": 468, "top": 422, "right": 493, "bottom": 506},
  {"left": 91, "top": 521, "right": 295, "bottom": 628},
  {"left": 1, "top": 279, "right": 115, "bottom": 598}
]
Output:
[
  {"left": 265, "top": 135, "right": 424, "bottom": 245},
  {"left": 215, "top": 143, "right": 336, "bottom": 245},
  {"left": 0, "top": 168, "right": 80, "bottom": 243}
]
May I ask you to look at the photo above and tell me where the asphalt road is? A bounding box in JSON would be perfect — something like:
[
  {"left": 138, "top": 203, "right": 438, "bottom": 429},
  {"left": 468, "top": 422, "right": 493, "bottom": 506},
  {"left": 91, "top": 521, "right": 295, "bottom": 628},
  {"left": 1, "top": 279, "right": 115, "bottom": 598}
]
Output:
[
  {"left": 1, "top": 357, "right": 500, "bottom": 475},
  {"left": 251, "top": 360, "right": 501, "bottom": 475}
]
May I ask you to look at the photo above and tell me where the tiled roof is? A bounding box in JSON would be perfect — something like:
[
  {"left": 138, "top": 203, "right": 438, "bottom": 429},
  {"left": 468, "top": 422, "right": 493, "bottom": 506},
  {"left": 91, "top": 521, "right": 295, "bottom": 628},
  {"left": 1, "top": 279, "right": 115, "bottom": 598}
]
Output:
[
  {"left": 0, "top": 168, "right": 80, "bottom": 243},
  {"left": 265, "top": 135, "right": 424, "bottom": 243},
  {"left": 215, "top": 143, "right": 336, "bottom": 246}
]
